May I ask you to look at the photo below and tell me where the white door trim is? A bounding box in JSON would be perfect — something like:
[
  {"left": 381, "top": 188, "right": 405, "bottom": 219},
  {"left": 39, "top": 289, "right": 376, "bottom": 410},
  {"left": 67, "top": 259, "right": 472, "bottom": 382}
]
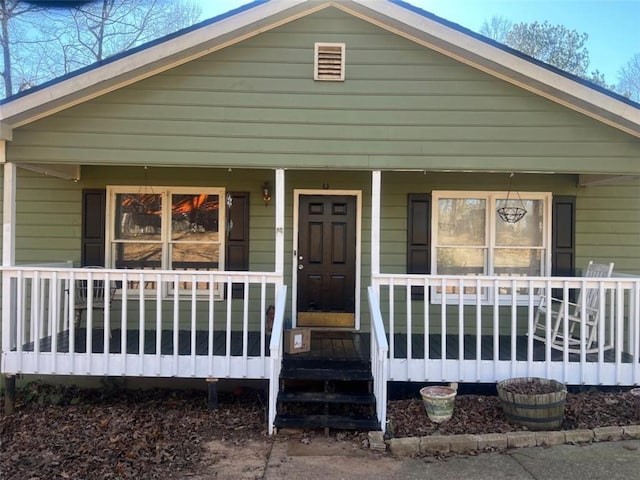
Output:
[{"left": 292, "top": 189, "right": 362, "bottom": 330}]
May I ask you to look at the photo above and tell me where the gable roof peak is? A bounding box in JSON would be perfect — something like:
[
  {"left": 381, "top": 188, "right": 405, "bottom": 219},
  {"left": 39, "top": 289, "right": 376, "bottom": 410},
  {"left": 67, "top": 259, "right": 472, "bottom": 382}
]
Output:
[{"left": 0, "top": 0, "right": 638, "bottom": 138}]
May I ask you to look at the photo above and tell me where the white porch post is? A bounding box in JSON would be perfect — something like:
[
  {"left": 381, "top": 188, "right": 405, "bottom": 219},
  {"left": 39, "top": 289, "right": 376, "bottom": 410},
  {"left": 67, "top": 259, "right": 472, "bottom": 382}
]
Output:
[
  {"left": 2, "top": 159, "right": 17, "bottom": 358},
  {"left": 2, "top": 157, "right": 16, "bottom": 267},
  {"left": 371, "top": 170, "right": 381, "bottom": 281},
  {"left": 275, "top": 169, "right": 285, "bottom": 281}
]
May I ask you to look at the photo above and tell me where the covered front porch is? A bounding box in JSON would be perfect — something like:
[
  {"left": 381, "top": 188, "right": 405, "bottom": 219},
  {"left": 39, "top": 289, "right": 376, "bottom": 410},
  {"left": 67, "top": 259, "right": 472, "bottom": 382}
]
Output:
[{"left": 2, "top": 165, "right": 640, "bottom": 434}]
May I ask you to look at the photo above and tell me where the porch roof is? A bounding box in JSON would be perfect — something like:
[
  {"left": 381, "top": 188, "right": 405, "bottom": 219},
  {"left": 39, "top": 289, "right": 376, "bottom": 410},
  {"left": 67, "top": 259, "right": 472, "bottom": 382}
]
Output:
[{"left": 0, "top": 0, "right": 638, "bottom": 140}]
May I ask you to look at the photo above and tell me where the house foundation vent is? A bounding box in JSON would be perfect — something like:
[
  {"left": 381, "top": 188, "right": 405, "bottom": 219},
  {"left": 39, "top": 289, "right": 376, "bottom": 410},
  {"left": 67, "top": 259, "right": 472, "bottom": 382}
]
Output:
[{"left": 314, "top": 43, "right": 345, "bottom": 81}]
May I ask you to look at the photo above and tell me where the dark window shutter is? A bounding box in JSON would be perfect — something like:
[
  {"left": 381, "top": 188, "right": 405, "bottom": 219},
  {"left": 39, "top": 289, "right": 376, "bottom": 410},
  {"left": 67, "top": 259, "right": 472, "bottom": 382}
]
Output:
[
  {"left": 552, "top": 195, "right": 576, "bottom": 301},
  {"left": 81, "top": 189, "right": 106, "bottom": 267},
  {"left": 407, "top": 193, "right": 431, "bottom": 299},
  {"left": 552, "top": 196, "right": 576, "bottom": 277},
  {"left": 226, "top": 192, "right": 250, "bottom": 298}
]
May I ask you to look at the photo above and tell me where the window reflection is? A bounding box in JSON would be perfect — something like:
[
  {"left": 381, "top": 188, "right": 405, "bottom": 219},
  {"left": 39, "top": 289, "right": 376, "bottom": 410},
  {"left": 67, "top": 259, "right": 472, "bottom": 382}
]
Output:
[
  {"left": 115, "top": 193, "right": 162, "bottom": 240},
  {"left": 171, "top": 194, "right": 219, "bottom": 240}
]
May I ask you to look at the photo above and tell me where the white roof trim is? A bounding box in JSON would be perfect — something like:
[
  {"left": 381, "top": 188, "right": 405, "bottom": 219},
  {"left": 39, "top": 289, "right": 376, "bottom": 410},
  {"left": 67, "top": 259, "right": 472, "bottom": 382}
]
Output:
[{"left": 0, "top": 0, "right": 638, "bottom": 138}]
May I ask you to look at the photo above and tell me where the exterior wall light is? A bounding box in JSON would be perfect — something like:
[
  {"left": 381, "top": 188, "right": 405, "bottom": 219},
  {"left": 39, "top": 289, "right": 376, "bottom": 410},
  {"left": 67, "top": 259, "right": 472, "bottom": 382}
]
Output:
[{"left": 262, "top": 181, "right": 272, "bottom": 206}]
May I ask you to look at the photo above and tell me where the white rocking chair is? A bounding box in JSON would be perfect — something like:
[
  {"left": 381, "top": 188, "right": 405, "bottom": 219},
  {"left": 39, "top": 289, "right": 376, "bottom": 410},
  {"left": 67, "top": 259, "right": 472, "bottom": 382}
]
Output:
[
  {"left": 70, "top": 267, "right": 117, "bottom": 331},
  {"left": 532, "top": 261, "right": 614, "bottom": 353}
]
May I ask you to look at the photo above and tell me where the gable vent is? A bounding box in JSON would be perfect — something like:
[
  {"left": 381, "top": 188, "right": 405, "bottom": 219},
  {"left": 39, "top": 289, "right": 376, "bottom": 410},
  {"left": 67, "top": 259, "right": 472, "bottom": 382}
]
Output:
[{"left": 314, "top": 43, "right": 345, "bottom": 81}]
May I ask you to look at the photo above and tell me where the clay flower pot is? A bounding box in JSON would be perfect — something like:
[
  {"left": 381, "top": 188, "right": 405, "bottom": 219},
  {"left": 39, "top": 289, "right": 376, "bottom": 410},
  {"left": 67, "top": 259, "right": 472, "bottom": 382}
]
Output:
[{"left": 420, "top": 385, "right": 457, "bottom": 423}]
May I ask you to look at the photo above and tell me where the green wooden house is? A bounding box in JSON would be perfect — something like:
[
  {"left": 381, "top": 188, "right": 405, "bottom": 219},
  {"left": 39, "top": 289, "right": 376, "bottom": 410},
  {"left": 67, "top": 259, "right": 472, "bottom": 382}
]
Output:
[{"left": 1, "top": 0, "right": 639, "bottom": 433}]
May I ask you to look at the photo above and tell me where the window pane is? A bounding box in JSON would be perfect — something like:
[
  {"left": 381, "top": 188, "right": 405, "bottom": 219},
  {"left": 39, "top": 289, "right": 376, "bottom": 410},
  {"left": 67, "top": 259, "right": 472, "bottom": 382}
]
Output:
[
  {"left": 171, "top": 243, "right": 220, "bottom": 269},
  {"left": 495, "top": 199, "right": 544, "bottom": 246},
  {"left": 171, "top": 194, "right": 220, "bottom": 241},
  {"left": 113, "top": 243, "right": 162, "bottom": 269},
  {"left": 115, "top": 193, "right": 162, "bottom": 240},
  {"left": 494, "top": 249, "right": 542, "bottom": 276},
  {"left": 438, "top": 198, "right": 486, "bottom": 246},
  {"left": 436, "top": 247, "right": 485, "bottom": 275}
]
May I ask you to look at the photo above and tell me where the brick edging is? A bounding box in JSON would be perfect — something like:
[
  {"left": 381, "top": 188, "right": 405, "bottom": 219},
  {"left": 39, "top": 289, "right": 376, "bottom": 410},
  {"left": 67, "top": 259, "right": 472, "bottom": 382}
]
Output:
[{"left": 384, "top": 425, "right": 640, "bottom": 457}]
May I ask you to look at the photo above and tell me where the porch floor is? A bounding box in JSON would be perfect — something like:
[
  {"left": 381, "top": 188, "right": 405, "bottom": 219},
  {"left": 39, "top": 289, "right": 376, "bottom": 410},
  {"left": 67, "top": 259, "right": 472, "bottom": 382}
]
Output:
[
  {"left": 19, "top": 330, "right": 635, "bottom": 363},
  {"left": 22, "top": 329, "right": 269, "bottom": 356}
]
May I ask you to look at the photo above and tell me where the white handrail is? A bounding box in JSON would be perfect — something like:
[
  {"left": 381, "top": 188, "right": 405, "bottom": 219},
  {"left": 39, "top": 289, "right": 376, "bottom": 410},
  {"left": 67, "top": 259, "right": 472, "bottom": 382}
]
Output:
[
  {"left": 367, "top": 286, "right": 389, "bottom": 432},
  {"left": 268, "top": 285, "right": 288, "bottom": 435}
]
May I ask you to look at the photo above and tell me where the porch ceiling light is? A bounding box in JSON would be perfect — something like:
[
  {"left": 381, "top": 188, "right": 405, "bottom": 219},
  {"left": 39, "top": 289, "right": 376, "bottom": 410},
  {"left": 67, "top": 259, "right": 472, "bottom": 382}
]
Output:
[
  {"left": 497, "top": 173, "right": 527, "bottom": 223},
  {"left": 262, "top": 181, "right": 272, "bottom": 206}
]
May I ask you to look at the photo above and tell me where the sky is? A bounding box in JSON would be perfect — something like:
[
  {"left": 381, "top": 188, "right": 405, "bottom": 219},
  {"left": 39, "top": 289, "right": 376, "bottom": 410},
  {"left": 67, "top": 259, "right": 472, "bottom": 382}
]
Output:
[{"left": 193, "top": 0, "right": 640, "bottom": 84}]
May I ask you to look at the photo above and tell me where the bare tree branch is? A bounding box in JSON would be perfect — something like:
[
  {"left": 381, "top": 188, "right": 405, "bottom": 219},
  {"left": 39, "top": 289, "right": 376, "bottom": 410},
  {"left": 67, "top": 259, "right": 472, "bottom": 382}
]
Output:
[
  {"left": 2, "top": 0, "right": 202, "bottom": 98},
  {"left": 617, "top": 53, "right": 640, "bottom": 102}
]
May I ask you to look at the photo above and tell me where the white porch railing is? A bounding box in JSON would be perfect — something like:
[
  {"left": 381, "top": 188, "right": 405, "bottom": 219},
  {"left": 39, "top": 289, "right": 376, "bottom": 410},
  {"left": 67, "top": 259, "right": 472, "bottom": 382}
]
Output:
[
  {"left": 371, "top": 274, "right": 640, "bottom": 386},
  {"left": 367, "top": 286, "right": 389, "bottom": 433},
  {"left": 2, "top": 266, "right": 283, "bottom": 380}
]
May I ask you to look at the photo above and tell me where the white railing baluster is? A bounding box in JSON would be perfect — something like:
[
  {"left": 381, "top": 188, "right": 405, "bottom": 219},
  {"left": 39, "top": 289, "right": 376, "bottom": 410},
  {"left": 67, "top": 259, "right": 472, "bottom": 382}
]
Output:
[
  {"left": 156, "top": 273, "right": 162, "bottom": 376},
  {"left": 260, "top": 278, "right": 267, "bottom": 377},
  {"left": 597, "top": 283, "right": 606, "bottom": 376},
  {"left": 527, "top": 280, "right": 534, "bottom": 373},
  {"left": 633, "top": 283, "right": 640, "bottom": 385},
  {"left": 121, "top": 273, "right": 128, "bottom": 373},
  {"left": 492, "top": 282, "right": 498, "bottom": 379},
  {"left": 615, "top": 281, "right": 624, "bottom": 385},
  {"left": 543, "top": 281, "right": 551, "bottom": 379},
  {"left": 191, "top": 274, "right": 197, "bottom": 377},
  {"left": 475, "top": 278, "right": 482, "bottom": 381},
  {"left": 33, "top": 272, "right": 41, "bottom": 372},
  {"left": 441, "top": 277, "right": 447, "bottom": 381},
  {"left": 579, "top": 279, "right": 587, "bottom": 383},
  {"left": 458, "top": 277, "right": 464, "bottom": 380},
  {"left": 86, "top": 270, "right": 94, "bottom": 374},
  {"left": 423, "top": 277, "right": 429, "bottom": 379},
  {"left": 242, "top": 275, "right": 249, "bottom": 377},
  {"left": 16, "top": 271, "right": 24, "bottom": 372},
  {"left": 51, "top": 272, "right": 59, "bottom": 372},
  {"left": 225, "top": 276, "right": 232, "bottom": 377},
  {"left": 406, "top": 278, "right": 412, "bottom": 380},
  {"left": 173, "top": 274, "right": 180, "bottom": 374},
  {"left": 510, "top": 279, "right": 517, "bottom": 379},
  {"left": 208, "top": 273, "right": 215, "bottom": 377},
  {"left": 104, "top": 272, "right": 111, "bottom": 375},
  {"left": 138, "top": 272, "right": 145, "bottom": 376}
]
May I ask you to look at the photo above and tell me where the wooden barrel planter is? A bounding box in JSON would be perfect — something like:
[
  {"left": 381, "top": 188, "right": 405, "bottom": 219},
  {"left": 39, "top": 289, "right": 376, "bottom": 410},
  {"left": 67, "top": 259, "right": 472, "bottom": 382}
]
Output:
[{"left": 497, "top": 377, "right": 567, "bottom": 431}]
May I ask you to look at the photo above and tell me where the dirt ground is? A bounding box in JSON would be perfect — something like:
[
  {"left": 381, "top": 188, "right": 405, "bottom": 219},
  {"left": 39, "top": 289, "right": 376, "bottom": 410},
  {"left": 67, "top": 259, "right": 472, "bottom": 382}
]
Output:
[{"left": 1, "top": 383, "right": 638, "bottom": 479}]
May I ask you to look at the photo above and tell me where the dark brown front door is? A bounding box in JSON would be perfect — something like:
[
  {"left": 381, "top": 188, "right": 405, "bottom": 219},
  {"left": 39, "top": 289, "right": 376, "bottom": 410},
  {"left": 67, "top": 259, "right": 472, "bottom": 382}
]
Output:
[{"left": 297, "top": 195, "right": 356, "bottom": 328}]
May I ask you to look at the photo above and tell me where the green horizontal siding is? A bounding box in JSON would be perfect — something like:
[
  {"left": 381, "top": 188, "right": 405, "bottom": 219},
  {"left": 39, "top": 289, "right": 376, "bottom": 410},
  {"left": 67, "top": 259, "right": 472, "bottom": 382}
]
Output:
[
  {"left": 6, "top": 8, "right": 639, "bottom": 174},
  {"left": 14, "top": 168, "right": 82, "bottom": 264},
  {"left": 576, "top": 179, "right": 640, "bottom": 273}
]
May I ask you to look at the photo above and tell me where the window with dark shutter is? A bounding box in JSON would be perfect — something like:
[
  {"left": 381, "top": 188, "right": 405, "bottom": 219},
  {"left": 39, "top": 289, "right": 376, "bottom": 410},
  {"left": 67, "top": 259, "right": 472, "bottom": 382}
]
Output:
[
  {"left": 552, "top": 195, "right": 576, "bottom": 300},
  {"left": 226, "top": 192, "right": 250, "bottom": 298},
  {"left": 552, "top": 196, "right": 576, "bottom": 277},
  {"left": 407, "top": 193, "right": 431, "bottom": 299},
  {"left": 81, "top": 189, "right": 106, "bottom": 267}
]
